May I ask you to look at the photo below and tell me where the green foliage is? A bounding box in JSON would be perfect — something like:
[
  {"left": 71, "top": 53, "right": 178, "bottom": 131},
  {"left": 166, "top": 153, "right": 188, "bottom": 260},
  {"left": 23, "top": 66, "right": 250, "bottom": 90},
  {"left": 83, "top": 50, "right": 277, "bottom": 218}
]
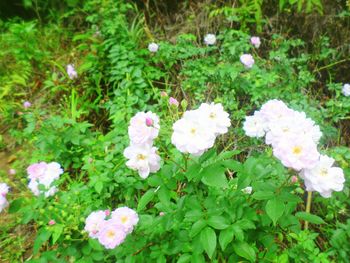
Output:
[{"left": 1, "top": 0, "right": 349, "bottom": 262}]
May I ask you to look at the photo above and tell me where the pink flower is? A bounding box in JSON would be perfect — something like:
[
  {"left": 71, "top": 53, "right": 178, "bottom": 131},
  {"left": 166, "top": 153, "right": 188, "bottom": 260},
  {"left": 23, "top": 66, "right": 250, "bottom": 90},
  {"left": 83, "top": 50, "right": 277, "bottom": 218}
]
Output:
[
  {"left": 111, "top": 207, "right": 139, "bottom": 234},
  {"left": 84, "top": 211, "right": 106, "bottom": 238},
  {"left": 105, "top": 210, "right": 111, "bottom": 216},
  {"left": 145, "top": 117, "right": 153, "bottom": 127},
  {"left": 27, "top": 162, "right": 47, "bottom": 180},
  {"left": 250, "top": 36, "right": 261, "bottom": 48},
  {"left": 128, "top": 112, "right": 160, "bottom": 145},
  {"left": 48, "top": 220, "right": 56, "bottom": 225},
  {"left": 8, "top": 169, "right": 16, "bottom": 175},
  {"left": 23, "top": 101, "right": 31, "bottom": 109},
  {"left": 0, "top": 183, "right": 9, "bottom": 197},
  {"left": 169, "top": 97, "right": 179, "bottom": 107},
  {"left": 240, "top": 54, "right": 255, "bottom": 68},
  {"left": 291, "top": 176, "right": 298, "bottom": 183},
  {"left": 97, "top": 220, "right": 127, "bottom": 249},
  {"left": 160, "top": 91, "right": 168, "bottom": 97}
]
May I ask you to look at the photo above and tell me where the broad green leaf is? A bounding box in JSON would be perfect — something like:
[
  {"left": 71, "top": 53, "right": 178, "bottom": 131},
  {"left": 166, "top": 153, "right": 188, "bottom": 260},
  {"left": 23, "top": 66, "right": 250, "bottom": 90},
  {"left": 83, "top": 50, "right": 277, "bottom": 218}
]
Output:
[
  {"left": 200, "top": 164, "right": 228, "bottom": 188},
  {"left": 207, "top": 215, "right": 229, "bottom": 230},
  {"left": 265, "top": 198, "right": 285, "bottom": 225},
  {"left": 252, "top": 191, "right": 275, "bottom": 200},
  {"left": 219, "top": 227, "right": 234, "bottom": 250},
  {"left": 190, "top": 219, "right": 207, "bottom": 238},
  {"left": 9, "top": 198, "right": 24, "bottom": 213},
  {"left": 137, "top": 189, "right": 155, "bottom": 211},
  {"left": 200, "top": 227, "right": 217, "bottom": 259},
  {"left": 233, "top": 241, "right": 256, "bottom": 262},
  {"left": 94, "top": 181, "right": 103, "bottom": 194},
  {"left": 295, "top": 212, "right": 325, "bottom": 224}
]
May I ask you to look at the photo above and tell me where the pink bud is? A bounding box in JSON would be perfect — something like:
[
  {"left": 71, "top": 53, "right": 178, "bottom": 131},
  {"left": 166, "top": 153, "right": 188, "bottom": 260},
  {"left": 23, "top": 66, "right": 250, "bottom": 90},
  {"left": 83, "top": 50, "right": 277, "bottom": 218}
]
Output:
[
  {"left": 105, "top": 210, "right": 111, "bottom": 216},
  {"left": 145, "top": 117, "right": 153, "bottom": 127},
  {"left": 169, "top": 97, "right": 179, "bottom": 107},
  {"left": 159, "top": 212, "right": 165, "bottom": 216},
  {"left": 48, "top": 220, "right": 56, "bottom": 226},
  {"left": 291, "top": 176, "right": 298, "bottom": 183},
  {"left": 23, "top": 101, "right": 31, "bottom": 109},
  {"left": 8, "top": 169, "right": 16, "bottom": 175},
  {"left": 1, "top": 193, "right": 6, "bottom": 197},
  {"left": 160, "top": 91, "right": 168, "bottom": 97}
]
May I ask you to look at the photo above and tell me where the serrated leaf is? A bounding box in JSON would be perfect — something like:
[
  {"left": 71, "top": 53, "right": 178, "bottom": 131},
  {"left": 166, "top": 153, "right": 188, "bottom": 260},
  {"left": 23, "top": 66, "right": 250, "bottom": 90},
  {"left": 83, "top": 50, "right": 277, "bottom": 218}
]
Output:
[
  {"left": 265, "top": 198, "right": 285, "bottom": 225},
  {"left": 137, "top": 189, "right": 155, "bottom": 211},
  {"left": 233, "top": 241, "right": 256, "bottom": 262},
  {"left": 200, "top": 227, "right": 216, "bottom": 259},
  {"left": 295, "top": 212, "right": 325, "bottom": 224}
]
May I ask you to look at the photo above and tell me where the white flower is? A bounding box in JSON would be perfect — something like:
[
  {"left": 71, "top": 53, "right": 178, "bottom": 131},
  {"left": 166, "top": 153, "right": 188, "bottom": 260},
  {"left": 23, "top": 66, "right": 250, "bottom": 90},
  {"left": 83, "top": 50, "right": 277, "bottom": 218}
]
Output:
[
  {"left": 243, "top": 111, "right": 266, "bottom": 138},
  {"left": 111, "top": 207, "right": 139, "bottom": 234},
  {"left": 84, "top": 211, "right": 106, "bottom": 238},
  {"left": 300, "top": 155, "right": 345, "bottom": 198},
  {"left": 198, "top": 102, "right": 231, "bottom": 135},
  {"left": 240, "top": 54, "right": 255, "bottom": 68},
  {"left": 148, "top": 43, "right": 159, "bottom": 53},
  {"left": 250, "top": 36, "right": 261, "bottom": 48},
  {"left": 259, "top": 99, "right": 293, "bottom": 124},
  {"left": 123, "top": 143, "right": 161, "bottom": 179},
  {"left": 204, "top": 34, "right": 216, "bottom": 45},
  {"left": 66, "top": 64, "right": 78, "bottom": 80},
  {"left": 342, "top": 83, "right": 350, "bottom": 96},
  {"left": 128, "top": 111, "right": 160, "bottom": 145},
  {"left": 171, "top": 110, "right": 216, "bottom": 156},
  {"left": 242, "top": 186, "right": 252, "bottom": 194},
  {"left": 273, "top": 135, "right": 320, "bottom": 171}
]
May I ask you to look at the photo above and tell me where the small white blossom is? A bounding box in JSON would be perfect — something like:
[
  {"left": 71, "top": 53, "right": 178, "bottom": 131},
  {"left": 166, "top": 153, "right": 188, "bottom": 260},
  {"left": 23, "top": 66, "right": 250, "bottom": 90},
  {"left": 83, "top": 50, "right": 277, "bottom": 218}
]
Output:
[
  {"left": 342, "top": 83, "right": 350, "bottom": 96},
  {"left": 148, "top": 43, "right": 159, "bottom": 53},
  {"left": 204, "top": 34, "right": 216, "bottom": 45}
]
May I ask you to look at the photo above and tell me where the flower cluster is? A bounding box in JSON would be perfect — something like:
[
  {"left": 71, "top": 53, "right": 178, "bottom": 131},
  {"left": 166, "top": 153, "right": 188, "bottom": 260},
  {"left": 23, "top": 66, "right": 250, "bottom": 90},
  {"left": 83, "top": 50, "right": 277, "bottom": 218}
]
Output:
[
  {"left": 124, "top": 112, "right": 161, "bottom": 179},
  {"left": 84, "top": 207, "right": 138, "bottom": 249},
  {"left": 0, "top": 183, "right": 10, "bottom": 213},
  {"left": 243, "top": 99, "right": 345, "bottom": 198},
  {"left": 172, "top": 102, "right": 231, "bottom": 156},
  {"left": 26, "top": 162, "right": 63, "bottom": 197}
]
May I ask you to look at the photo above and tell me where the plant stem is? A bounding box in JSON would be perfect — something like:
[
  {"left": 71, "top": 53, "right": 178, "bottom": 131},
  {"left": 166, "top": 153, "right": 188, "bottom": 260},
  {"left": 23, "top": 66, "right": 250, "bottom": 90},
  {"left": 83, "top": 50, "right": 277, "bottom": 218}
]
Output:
[{"left": 304, "top": 191, "right": 313, "bottom": 230}]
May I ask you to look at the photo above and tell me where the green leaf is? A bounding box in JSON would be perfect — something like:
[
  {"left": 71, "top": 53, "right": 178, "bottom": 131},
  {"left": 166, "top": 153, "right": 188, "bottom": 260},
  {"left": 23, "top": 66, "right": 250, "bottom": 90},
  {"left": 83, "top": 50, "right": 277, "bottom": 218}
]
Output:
[
  {"left": 9, "top": 198, "right": 24, "bottom": 213},
  {"left": 190, "top": 219, "right": 207, "bottom": 238},
  {"left": 186, "top": 162, "right": 202, "bottom": 181},
  {"left": 94, "top": 181, "right": 103, "bottom": 194},
  {"left": 207, "top": 215, "right": 229, "bottom": 230},
  {"left": 33, "top": 230, "right": 51, "bottom": 254},
  {"left": 295, "top": 212, "right": 325, "bottom": 225},
  {"left": 252, "top": 191, "right": 275, "bottom": 200},
  {"left": 233, "top": 241, "right": 256, "bottom": 262},
  {"left": 219, "top": 227, "right": 234, "bottom": 250},
  {"left": 52, "top": 224, "right": 64, "bottom": 244},
  {"left": 177, "top": 254, "right": 191, "bottom": 263},
  {"left": 200, "top": 164, "right": 228, "bottom": 188},
  {"left": 265, "top": 198, "right": 285, "bottom": 225},
  {"left": 200, "top": 227, "right": 217, "bottom": 259},
  {"left": 137, "top": 189, "right": 155, "bottom": 211}
]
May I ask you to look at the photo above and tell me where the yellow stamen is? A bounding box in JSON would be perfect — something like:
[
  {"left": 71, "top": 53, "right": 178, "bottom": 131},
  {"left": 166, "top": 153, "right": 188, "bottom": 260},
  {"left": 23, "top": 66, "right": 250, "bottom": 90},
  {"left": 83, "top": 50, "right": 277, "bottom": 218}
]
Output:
[
  {"left": 190, "top": 128, "right": 196, "bottom": 135},
  {"left": 292, "top": 146, "right": 302, "bottom": 155},
  {"left": 320, "top": 168, "right": 328, "bottom": 177},
  {"left": 107, "top": 230, "right": 115, "bottom": 238},
  {"left": 121, "top": 215, "right": 128, "bottom": 223},
  {"left": 209, "top": 112, "right": 216, "bottom": 119},
  {"left": 137, "top": 154, "right": 146, "bottom": 160}
]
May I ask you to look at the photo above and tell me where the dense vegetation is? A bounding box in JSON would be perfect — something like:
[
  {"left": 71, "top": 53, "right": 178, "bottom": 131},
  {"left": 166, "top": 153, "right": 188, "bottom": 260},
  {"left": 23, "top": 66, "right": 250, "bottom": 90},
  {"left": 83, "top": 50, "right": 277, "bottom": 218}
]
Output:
[{"left": 0, "top": 0, "right": 350, "bottom": 262}]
